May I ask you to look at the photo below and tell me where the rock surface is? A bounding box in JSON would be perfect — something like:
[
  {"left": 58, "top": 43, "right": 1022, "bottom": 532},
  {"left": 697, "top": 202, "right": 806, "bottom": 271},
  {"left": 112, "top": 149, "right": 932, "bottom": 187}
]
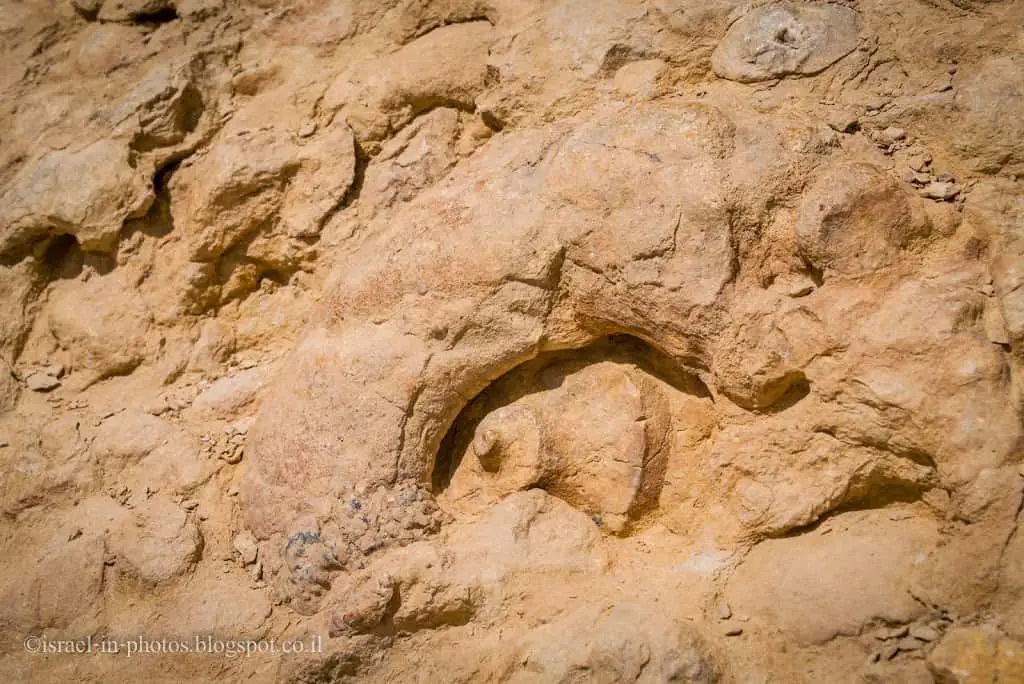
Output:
[
  {"left": 711, "top": 3, "right": 862, "bottom": 83},
  {"left": 1, "top": 0, "right": 1023, "bottom": 682}
]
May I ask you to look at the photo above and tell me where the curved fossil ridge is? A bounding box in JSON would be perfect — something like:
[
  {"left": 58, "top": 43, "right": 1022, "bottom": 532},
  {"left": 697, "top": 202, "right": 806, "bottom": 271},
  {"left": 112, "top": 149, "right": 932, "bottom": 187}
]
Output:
[{"left": 237, "top": 99, "right": 912, "bottom": 542}]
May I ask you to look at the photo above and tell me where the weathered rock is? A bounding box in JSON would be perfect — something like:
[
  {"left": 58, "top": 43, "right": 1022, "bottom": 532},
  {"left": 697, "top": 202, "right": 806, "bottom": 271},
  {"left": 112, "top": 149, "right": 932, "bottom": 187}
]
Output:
[
  {"left": 505, "top": 603, "right": 721, "bottom": 683},
  {"left": 448, "top": 490, "right": 609, "bottom": 583},
  {"left": 268, "top": 481, "right": 446, "bottom": 615},
  {"left": 150, "top": 564, "right": 273, "bottom": 639},
  {"left": 725, "top": 509, "right": 939, "bottom": 644},
  {"left": 928, "top": 627, "right": 1024, "bottom": 684},
  {"left": 950, "top": 55, "right": 1024, "bottom": 175},
  {"left": 922, "top": 181, "right": 960, "bottom": 201},
  {"left": 999, "top": 517, "right": 1024, "bottom": 639},
  {"left": 92, "top": 409, "right": 210, "bottom": 496},
  {"left": 325, "top": 21, "right": 494, "bottom": 147},
  {"left": 175, "top": 119, "right": 356, "bottom": 262},
  {"left": 47, "top": 272, "right": 155, "bottom": 384},
  {"left": 232, "top": 530, "right": 259, "bottom": 565},
  {"left": 911, "top": 467, "right": 1023, "bottom": 615},
  {"left": 0, "top": 415, "right": 98, "bottom": 517},
  {"left": 863, "top": 660, "right": 935, "bottom": 684},
  {"left": 187, "top": 318, "right": 235, "bottom": 372},
  {"left": 0, "top": 140, "right": 152, "bottom": 257},
  {"left": 613, "top": 59, "right": 667, "bottom": 98},
  {"left": 189, "top": 368, "right": 265, "bottom": 418},
  {"left": 24, "top": 371, "right": 60, "bottom": 392},
  {"left": 711, "top": 3, "right": 862, "bottom": 83},
  {"left": 242, "top": 101, "right": 742, "bottom": 542},
  {"left": 1, "top": 2, "right": 1023, "bottom": 682},
  {"left": 107, "top": 496, "right": 202, "bottom": 585},
  {"left": 794, "top": 162, "right": 928, "bottom": 276},
  {"left": 358, "top": 107, "right": 477, "bottom": 218},
  {"left": 0, "top": 537, "right": 106, "bottom": 637},
  {"left": 330, "top": 542, "right": 475, "bottom": 636}
]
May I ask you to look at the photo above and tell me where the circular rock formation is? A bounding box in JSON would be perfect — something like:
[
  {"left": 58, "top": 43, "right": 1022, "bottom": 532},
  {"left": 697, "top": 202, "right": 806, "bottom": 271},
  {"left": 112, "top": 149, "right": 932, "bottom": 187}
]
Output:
[{"left": 711, "top": 3, "right": 862, "bottom": 83}]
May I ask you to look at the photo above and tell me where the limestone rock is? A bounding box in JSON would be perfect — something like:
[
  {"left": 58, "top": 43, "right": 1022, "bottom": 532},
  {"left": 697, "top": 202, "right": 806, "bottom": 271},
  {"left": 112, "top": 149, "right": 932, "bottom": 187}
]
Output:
[
  {"left": 794, "top": 162, "right": 927, "bottom": 276},
  {"left": 107, "top": 496, "right": 202, "bottom": 585},
  {"left": 998, "top": 517, "right": 1024, "bottom": 639},
  {"left": 232, "top": 530, "right": 258, "bottom": 565},
  {"left": 0, "top": 140, "right": 152, "bottom": 257},
  {"left": 241, "top": 101, "right": 742, "bottom": 540},
  {"left": 187, "top": 318, "right": 235, "bottom": 372},
  {"left": 151, "top": 565, "right": 273, "bottom": 639},
  {"left": 2, "top": 1, "right": 1024, "bottom": 681},
  {"left": 47, "top": 272, "right": 155, "bottom": 384},
  {"left": 176, "top": 119, "right": 356, "bottom": 261},
  {"left": 711, "top": 3, "right": 862, "bottom": 83},
  {"left": 24, "top": 371, "right": 60, "bottom": 392},
  {"left": 92, "top": 411, "right": 210, "bottom": 496},
  {"left": 268, "top": 482, "right": 446, "bottom": 615},
  {"left": 115, "top": 60, "right": 204, "bottom": 152},
  {"left": 359, "top": 107, "right": 474, "bottom": 217},
  {"left": 189, "top": 368, "right": 265, "bottom": 418},
  {"left": 0, "top": 530, "right": 106, "bottom": 633},
  {"left": 330, "top": 542, "right": 475, "bottom": 636},
  {"left": 447, "top": 490, "right": 609, "bottom": 582},
  {"left": 928, "top": 627, "right": 1024, "bottom": 684},
  {"left": 725, "top": 509, "right": 939, "bottom": 644},
  {"left": 325, "top": 21, "right": 494, "bottom": 146},
  {"left": 951, "top": 55, "right": 1024, "bottom": 175},
  {"left": 910, "top": 467, "right": 1023, "bottom": 615},
  {"left": 0, "top": 415, "right": 97, "bottom": 517},
  {"left": 506, "top": 603, "right": 721, "bottom": 684}
]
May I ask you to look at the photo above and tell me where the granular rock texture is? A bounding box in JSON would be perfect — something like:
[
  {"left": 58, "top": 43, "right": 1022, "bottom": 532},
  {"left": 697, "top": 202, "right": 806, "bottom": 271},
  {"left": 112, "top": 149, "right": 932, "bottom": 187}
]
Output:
[{"left": 1, "top": 0, "right": 1023, "bottom": 682}]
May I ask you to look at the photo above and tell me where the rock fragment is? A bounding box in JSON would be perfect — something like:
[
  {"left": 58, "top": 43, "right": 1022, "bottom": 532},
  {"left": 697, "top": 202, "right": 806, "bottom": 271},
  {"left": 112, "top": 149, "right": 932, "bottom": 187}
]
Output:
[
  {"left": 910, "top": 624, "right": 940, "bottom": 642},
  {"left": 232, "top": 531, "right": 259, "bottom": 565},
  {"left": 25, "top": 371, "right": 60, "bottom": 392},
  {"left": 922, "top": 181, "right": 960, "bottom": 201}
]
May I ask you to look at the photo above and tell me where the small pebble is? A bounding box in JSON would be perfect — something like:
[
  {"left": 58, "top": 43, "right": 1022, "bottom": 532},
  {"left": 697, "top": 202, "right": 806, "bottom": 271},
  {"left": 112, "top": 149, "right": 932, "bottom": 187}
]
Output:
[
  {"left": 182, "top": 499, "right": 199, "bottom": 510},
  {"left": 724, "top": 627, "right": 743, "bottom": 637},
  {"left": 25, "top": 371, "right": 61, "bottom": 392},
  {"left": 881, "top": 126, "right": 906, "bottom": 143},
  {"left": 908, "top": 153, "right": 932, "bottom": 172},
  {"left": 935, "top": 171, "right": 956, "bottom": 183},
  {"left": 233, "top": 531, "right": 259, "bottom": 565},
  {"left": 910, "top": 624, "right": 939, "bottom": 642},
  {"left": 922, "top": 181, "right": 960, "bottom": 201},
  {"left": 716, "top": 602, "right": 733, "bottom": 620}
]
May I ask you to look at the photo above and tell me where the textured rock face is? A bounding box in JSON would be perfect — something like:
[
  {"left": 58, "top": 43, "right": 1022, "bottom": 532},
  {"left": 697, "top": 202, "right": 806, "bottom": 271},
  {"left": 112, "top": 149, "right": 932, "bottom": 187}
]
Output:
[
  {"left": 711, "top": 3, "right": 862, "bottom": 83},
  {"left": 1, "top": 0, "right": 1023, "bottom": 682},
  {"left": 0, "top": 140, "right": 153, "bottom": 256}
]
